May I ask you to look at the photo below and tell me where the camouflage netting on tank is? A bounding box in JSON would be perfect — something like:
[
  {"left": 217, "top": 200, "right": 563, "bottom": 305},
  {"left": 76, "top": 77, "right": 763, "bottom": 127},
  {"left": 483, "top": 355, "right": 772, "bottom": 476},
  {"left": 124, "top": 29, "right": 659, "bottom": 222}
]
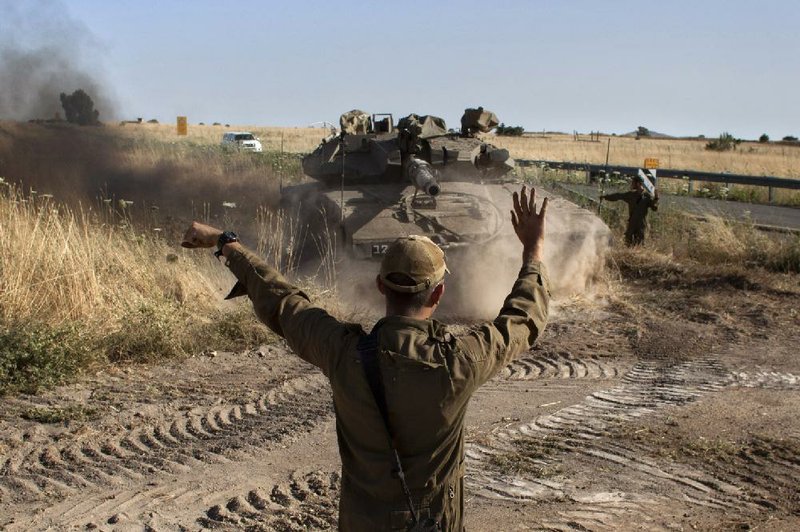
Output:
[
  {"left": 398, "top": 114, "right": 448, "bottom": 138},
  {"left": 340, "top": 110, "right": 371, "bottom": 135},
  {"left": 461, "top": 107, "right": 499, "bottom": 136}
]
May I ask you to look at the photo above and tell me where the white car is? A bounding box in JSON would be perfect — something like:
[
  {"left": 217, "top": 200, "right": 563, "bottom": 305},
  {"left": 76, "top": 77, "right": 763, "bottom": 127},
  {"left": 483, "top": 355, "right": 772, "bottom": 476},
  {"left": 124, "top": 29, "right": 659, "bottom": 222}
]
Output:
[{"left": 221, "top": 131, "right": 263, "bottom": 152}]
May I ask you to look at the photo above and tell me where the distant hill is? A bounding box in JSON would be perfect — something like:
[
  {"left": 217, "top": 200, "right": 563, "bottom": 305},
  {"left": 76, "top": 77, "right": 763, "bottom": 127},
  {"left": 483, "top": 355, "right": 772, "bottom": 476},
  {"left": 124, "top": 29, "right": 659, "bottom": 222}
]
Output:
[{"left": 622, "top": 126, "right": 674, "bottom": 139}]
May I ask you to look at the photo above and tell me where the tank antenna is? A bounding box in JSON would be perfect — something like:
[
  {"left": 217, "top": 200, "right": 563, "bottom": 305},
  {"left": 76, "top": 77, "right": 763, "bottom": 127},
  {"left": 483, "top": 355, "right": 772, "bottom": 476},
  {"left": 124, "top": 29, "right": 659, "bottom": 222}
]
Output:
[
  {"left": 340, "top": 135, "right": 345, "bottom": 226},
  {"left": 279, "top": 131, "right": 284, "bottom": 193}
]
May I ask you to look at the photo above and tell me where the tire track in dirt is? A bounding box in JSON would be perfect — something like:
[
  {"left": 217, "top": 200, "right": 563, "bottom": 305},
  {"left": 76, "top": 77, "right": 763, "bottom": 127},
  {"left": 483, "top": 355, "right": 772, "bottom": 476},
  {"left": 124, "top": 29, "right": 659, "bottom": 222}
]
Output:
[
  {"left": 731, "top": 370, "right": 800, "bottom": 390},
  {"left": 534, "top": 436, "right": 800, "bottom": 529},
  {"left": 0, "top": 373, "right": 332, "bottom": 516},
  {"left": 464, "top": 356, "right": 781, "bottom": 529},
  {"left": 198, "top": 470, "right": 341, "bottom": 530},
  {"left": 198, "top": 356, "right": 782, "bottom": 531},
  {"left": 501, "top": 352, "right": 628, "bottom": 381},
  {"left": 5, "top": 328, "right": 795, "bottom": 529},
  {"left": 183, "top": 352, "right": 630, "bottom": 529}
]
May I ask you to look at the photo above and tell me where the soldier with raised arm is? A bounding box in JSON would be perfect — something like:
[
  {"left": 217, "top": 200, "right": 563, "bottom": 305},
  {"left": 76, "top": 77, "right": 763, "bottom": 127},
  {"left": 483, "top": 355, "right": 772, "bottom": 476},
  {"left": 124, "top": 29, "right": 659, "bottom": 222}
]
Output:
[
  {"left": 182, "top": 185, "right": 550, "bottom": 531},
  {"left": 601, "top": 175, "right": 659, "bottom": 246}
]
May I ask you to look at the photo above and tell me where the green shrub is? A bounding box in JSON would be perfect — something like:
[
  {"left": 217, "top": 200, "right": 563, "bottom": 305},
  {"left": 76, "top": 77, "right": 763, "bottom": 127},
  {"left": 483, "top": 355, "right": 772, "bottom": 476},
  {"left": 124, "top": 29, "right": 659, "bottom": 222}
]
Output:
[
  {"left": 496, "top": 123, "right": 525, "bottom": 136},
  {"left": 21, "top": 405, "right": 99, "bottom": 423},
  {"left": 0, "top": 323, "right": 93, "bottom": 394},
  {"left": 705, "top": 132, "right": 741, "bottom": 152},
  {"left": 726, "top": 186, "right": 765, "bottom": 204},
  {"left": 107, "top": 301, "right": 191, "bottom": 362},
  {"left": 59, "top": 89, "right": 100, "bottom": 125},
  {"left": 758, "top": 133, "right": 769, "bottom": 143},
  {"left": 213, "top": 306, "right": 276, "bottom": 350}
]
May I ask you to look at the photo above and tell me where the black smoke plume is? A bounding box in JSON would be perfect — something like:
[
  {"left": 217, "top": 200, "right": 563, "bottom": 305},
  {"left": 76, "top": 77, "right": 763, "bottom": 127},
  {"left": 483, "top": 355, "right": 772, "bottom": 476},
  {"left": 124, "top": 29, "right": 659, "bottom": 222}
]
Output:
[{"left": 0, "top": 0, "right": 116, "bottom": 121}]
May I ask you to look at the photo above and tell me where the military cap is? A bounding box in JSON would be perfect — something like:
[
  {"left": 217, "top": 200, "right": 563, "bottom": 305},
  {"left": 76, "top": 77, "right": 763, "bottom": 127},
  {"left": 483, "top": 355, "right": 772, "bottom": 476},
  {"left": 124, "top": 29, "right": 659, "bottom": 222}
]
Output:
[{"left": 379, "top": 235, "right": 448, "bottom": 293}]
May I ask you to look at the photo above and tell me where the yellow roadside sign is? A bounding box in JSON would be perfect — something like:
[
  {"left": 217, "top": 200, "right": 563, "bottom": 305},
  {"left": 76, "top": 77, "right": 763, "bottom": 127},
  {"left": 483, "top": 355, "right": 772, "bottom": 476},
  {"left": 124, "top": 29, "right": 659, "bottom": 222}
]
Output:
[
  {"left": 177, "top": 116, "right": 188, "bottom": 136},
  {"left": 644, "top": 158, "right": 659, "bottom": 169}
]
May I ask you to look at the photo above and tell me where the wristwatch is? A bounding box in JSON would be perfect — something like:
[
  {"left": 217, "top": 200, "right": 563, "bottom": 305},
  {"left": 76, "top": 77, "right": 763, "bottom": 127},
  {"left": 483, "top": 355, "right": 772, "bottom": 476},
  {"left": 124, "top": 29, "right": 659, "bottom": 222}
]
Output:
[{"left": 215, "top": 231, "right": 239, "bottom": 258}]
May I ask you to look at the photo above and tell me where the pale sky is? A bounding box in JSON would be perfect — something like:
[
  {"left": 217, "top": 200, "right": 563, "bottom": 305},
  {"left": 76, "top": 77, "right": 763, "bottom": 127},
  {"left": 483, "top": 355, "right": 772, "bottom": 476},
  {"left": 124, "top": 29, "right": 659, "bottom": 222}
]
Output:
[{"left": 3, "top": 0, "right": 799, "bottom": 139}]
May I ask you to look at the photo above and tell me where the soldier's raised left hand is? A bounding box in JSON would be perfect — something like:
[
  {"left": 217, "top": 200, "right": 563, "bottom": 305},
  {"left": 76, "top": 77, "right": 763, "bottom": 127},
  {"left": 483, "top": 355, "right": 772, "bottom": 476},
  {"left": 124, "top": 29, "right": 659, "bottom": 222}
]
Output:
[{"left": 181, "top": 221, "right": 223, "bottom": 249}]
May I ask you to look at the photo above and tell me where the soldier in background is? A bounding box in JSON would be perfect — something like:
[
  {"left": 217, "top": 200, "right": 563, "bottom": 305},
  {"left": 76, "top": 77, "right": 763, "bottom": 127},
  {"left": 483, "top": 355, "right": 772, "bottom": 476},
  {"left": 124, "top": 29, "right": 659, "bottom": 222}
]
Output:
[
  {"left": 182, "top": 186, "right": 550, "bottom": 531},
  {"left": 601, "top": 175, "right": 659, "bottom": 246}
]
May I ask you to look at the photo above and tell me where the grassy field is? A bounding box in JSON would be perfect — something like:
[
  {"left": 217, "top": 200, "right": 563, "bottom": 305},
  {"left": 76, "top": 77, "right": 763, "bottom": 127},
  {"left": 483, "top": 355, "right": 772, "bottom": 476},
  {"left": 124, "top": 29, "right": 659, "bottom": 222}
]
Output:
[
  {"left": 492, "top": 133, "right": 800, "bottom": 177},
  {"left": 20, "top": 120, "right": 799, "bottom": 177},
  {"left": 0, "top": 181, "right": 348, "bottom": 394},
  {"left": 500, "top": 133, "right": 800, "bottom": 206},
  {"left": 0, "top": 120, "right": 797, "bottom": 395},
  {"left": 0, "top": 183, "right": 267, "bottom": 394},
  {"left": 0, "top": 121, "right": 329, "bottom": 394},
  {"left": 40, "top": 121, "right": 800, "bottom": 178},
  {"left": 607, "top": 202, "right": 800, "bottom": 274},
  {"left": 114, "top": 121, "right": 327, "bottom": 153}
]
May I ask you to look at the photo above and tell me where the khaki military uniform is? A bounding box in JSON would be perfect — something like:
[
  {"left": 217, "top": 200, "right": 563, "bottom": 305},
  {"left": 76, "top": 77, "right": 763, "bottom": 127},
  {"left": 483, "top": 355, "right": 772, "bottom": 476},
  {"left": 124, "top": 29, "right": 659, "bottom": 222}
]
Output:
[
  {"left": 603, "top": 190, "right": 658, "bottom": 246},
  {"left": 226, "top": 247, "right": 550, "bottom": 531}
]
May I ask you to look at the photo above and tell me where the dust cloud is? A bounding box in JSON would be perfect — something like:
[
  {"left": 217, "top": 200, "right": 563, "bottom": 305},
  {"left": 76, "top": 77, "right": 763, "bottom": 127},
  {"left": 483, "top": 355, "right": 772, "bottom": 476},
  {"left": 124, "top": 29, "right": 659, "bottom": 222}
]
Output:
[
  {"left": 540, "top": 196, "right": 611, "bottom": 294},
  {"left": 322, "top": 187, "right": 611, "bottom": 321},
  {"left": 440, "top": 193, "right": 610, "bottom": 319},
  {"left": 0, "top": 0, "right": 116, "bottom": 121}
]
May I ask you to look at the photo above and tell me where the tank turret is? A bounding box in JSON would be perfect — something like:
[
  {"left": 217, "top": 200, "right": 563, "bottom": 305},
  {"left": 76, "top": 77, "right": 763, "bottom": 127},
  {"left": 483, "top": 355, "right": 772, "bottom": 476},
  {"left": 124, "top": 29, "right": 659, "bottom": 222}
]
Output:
[{"left": 301, "top": 107, "right": 514, "bottom": 186}]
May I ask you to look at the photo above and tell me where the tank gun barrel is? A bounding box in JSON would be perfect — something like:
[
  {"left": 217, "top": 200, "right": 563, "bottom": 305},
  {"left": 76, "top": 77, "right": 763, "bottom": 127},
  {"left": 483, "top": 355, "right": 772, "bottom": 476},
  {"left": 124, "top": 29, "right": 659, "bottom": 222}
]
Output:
[{"left": 405, "top": 158, "right": 440, "bottom": 197}]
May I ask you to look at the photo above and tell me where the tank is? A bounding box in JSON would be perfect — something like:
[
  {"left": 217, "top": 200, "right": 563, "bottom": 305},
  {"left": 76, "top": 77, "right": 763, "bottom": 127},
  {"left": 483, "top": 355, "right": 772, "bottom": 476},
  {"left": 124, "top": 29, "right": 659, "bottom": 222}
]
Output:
[{"left": 283, "top": 107, "right": 611, "bottom": 310}]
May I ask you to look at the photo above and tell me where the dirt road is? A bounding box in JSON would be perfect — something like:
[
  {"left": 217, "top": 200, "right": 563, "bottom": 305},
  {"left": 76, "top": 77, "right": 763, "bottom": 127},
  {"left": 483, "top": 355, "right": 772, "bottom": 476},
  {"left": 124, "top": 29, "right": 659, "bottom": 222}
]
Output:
[{"left": 1, "top": 260, "right": 798, "bottom": 531}]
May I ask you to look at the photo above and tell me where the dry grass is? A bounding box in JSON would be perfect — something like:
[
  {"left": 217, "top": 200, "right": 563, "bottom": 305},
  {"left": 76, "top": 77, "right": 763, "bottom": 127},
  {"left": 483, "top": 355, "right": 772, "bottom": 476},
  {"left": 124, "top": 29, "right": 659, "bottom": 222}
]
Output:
[
  {"left": 114, "top": 121, "right": 326, "bottom": 153},
  {"left": 652, "top": 209, "right": 800, "bottom": 273},
  {"left": 491, "top": 133, "right": 800, "bottom": 178},
  {"left": 488, "top": 435, "right": 566, "bottom": 478},
  {"left": 599, "top": 199, "right": 800, "bottom": 274},
  {"left": 0, "top": 122, "right": 356, "bottom": 394},
  {"left": 0, "top": 186, "right": 236, "bottom": 328},
  {"left": 112, "top": 123, "right": 800, "bottom": 179},
  {"left": 0, "top": 184, "right": 239, "bottom": 392},
  {"left": 0, "top": 180, "right": 350, "bottom": 394}
]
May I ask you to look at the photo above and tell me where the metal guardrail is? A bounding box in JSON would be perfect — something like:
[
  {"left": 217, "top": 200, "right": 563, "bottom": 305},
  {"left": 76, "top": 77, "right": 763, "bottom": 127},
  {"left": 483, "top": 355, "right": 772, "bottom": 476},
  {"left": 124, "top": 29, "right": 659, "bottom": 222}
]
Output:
[{"left": 516, "top": 159, "right": 800, "bottom": 202}]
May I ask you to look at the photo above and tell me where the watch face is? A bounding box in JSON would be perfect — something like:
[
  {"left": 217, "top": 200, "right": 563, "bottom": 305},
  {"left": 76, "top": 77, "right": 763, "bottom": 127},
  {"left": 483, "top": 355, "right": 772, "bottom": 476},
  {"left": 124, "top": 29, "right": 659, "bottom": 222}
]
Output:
[{"left": 219, "top": 231, "right": 238, "bottom": 249}]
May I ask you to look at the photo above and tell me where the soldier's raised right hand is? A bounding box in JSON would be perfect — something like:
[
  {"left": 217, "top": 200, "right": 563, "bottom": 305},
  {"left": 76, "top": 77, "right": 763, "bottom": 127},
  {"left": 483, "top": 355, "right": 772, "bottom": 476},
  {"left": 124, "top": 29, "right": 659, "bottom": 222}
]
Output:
[{"left": 510, "top": 185, "right": 548, "bottom": 263}]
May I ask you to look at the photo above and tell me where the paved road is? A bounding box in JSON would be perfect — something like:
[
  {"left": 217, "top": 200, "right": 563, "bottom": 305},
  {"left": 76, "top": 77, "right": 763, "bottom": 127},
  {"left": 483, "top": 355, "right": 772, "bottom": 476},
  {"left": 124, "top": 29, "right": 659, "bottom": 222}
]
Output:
[{"left": 555, "top": 183, "right": 800, "bottom": 232}]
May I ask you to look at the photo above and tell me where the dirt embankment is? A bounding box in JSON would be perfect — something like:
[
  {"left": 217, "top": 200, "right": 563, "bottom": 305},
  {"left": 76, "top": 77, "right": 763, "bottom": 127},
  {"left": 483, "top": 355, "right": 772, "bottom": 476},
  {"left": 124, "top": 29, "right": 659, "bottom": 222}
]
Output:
[{"left": 0, "top": 255, "right": 798, "bottom": 531}]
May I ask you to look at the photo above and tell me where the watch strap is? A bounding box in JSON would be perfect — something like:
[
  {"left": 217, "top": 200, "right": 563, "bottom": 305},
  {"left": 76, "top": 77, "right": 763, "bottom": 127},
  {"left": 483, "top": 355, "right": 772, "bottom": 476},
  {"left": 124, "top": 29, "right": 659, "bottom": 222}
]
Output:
[{"left": 215, "top": 231, "right": 238, "bottom": 258}]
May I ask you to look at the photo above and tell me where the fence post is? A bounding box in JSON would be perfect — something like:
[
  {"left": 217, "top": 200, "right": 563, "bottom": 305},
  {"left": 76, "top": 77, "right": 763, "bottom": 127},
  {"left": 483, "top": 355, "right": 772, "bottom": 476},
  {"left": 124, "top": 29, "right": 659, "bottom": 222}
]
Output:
[
  {"left": 688, "top": 180, "right": 694, "bottom": 194},
  {"left": 768, "top": 186, "right": 775, "bottom": 203}
]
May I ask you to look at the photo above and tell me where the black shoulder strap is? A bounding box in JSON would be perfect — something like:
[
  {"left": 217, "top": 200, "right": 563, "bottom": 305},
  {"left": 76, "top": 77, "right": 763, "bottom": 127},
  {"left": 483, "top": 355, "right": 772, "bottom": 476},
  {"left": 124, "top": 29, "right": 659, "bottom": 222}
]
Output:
[
  {"left": 357, "top": 330, "right": 393, "bottom": 435},
  {"left": 356, "top": 328, "right": 419, "bottom": 527}
]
